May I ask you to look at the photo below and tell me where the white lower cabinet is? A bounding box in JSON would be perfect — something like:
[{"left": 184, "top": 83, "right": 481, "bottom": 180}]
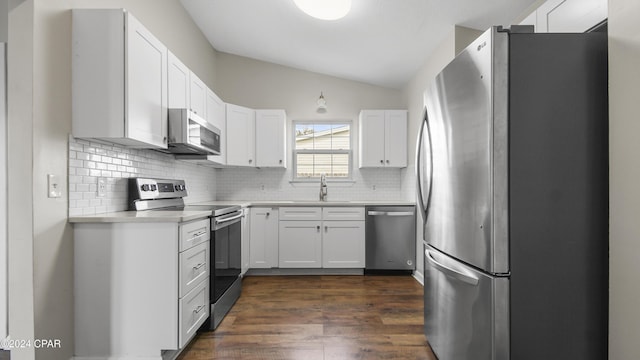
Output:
[
  {"left": 73, "top": 218, "right": 210, "bottom": 359},
  {"left": 322, "top": 221, "right": 365, "bottom": 268},
  {"left": 179, "top": 278, "right": 209, "bottom": 348},
  {"left": 249, "top": 208, "right": 279, "bottom": 268},
  {"left": 279, "top": 220, "right": 323, "bottom": 268},
  {"left": 276, "top": 207, "right": 365, "bottom": 269}
]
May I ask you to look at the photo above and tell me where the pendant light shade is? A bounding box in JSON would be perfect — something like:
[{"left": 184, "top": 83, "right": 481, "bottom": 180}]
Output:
[
  {"left": 317, "top": 92, "right": 327, "bottom": 113},
  {"left": 293, "top": 0, "right": 352, "bottom": 21}
]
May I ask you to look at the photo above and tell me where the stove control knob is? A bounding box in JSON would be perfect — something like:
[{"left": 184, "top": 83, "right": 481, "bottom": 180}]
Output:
[
  {"left": 175, "top": 185, "right": 180, "bottom": 191},
  {"left": 150, "top": 184, "right": 157, "bottom": 191},
  {"left": 141, "top": 184, "right": 150, "bottom": 191}
]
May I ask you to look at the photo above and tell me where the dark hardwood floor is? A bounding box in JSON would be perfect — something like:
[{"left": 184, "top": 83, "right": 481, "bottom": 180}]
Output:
[{"left": 178, "top": 275, "right": 437, "bottom": 360}]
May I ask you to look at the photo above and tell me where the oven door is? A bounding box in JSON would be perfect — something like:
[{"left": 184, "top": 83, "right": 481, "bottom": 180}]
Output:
[{"left": 211, "top": 210, "right": 243, "bottom": 303}]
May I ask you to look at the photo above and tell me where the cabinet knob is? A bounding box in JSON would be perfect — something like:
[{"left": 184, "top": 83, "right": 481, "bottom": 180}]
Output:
[
  {"left": 380, "top": 160, "right": 384, "bottom": 164},
  {"left": 163, "top": 137, "right": 167, "bottom": 143},
  {"left": 279, "top": 159, "right": 283, "bottom": 164},
  {"left": 249, "top": 159, "right": 253, "bottom": 164},
  {"left": 324, "top": 226, "right": 328, "bottom": 232},
  {"left": 316, "top": 225, "right": 320, "bottom": 231},
  {"left": 386, "top": 160, "right": 390, "bottom": 164}
]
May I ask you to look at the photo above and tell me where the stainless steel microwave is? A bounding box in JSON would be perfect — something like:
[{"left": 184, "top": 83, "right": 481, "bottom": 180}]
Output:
[{"left": 166, "top": 109, "right": 220, "bottom": 156}]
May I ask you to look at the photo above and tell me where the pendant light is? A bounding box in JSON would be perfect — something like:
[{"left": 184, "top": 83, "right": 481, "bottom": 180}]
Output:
[
  {"left": 293, "top": 0, "right": 352, "bottom": 21},
  {"left": 317, "top": 92, "right": 327, "bottom": 113}
]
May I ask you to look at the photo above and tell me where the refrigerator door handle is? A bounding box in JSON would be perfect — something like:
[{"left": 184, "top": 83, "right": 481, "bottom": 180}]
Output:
[
  {"left": 426, "top": 249, "right": 479, "bottom": 286},
  {"left": 415, "top": 107, "right": 433, "bottom": 220}
]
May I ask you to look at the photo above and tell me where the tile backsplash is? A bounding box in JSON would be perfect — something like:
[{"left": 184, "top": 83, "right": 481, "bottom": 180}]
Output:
[
  {"left": 216, "top": 167, "right": 404, "bottom": 201},
  {"left": 68, "top": 136, "right": 412, "bottom": 216},
  {"left": 68, "top": 135, "right": 217, "bottom": 216}
]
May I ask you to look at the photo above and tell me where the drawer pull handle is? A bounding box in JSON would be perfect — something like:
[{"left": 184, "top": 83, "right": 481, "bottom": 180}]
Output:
[
  {"left": 191, "top": 230, "right": 208, "bottom": 239},
  {"left": 193, "top": 305, "right": 205, "bottom": 314},
  {"left": 193, "top": 263, "right": 205, "bottom": 270}
]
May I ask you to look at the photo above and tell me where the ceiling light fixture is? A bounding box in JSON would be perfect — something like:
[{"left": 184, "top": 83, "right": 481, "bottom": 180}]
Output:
[
  {"left": 293, "top": 0, "right": 352, "bottom": 21},
  {"left": 317, "top": 92, "right": 327, "bottom": 113}
]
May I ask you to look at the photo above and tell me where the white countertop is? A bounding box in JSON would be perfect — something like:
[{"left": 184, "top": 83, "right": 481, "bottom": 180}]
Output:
[
  {"left": 68, "top": 200, "right": 415, "bottom": 223},
  {"left": 191, "top": 200, "right": 416, "bottom": 207},
  {"left": 68, "top": 210, "right": 212, "bottom": 223}
]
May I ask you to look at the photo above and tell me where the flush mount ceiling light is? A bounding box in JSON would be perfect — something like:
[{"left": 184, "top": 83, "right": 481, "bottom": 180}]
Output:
[
  {"left": 293, "top": 0, "right": 352, "bottom": 20},
  {"left": 317, "top": 92, "right": 327, "bottom": 113}
]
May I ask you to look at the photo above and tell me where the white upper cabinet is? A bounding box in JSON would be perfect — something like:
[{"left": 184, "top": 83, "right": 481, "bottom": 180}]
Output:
[
  {"left": 189, "top": 72, "right": 207, "bottom": 118},
  {"left": 73, "top": 9, "right": 168, "bottom": 149},
  {"left": 206, "top": 89, "right": 227, "bottom": 165},
  {"left": 167, "top": 51, "right": 190, "bottom": 109},
  {"left": 521, "top": 0, "right": 607, "bottom": 33},
  {"left": 255, "top": 110, "right": 287, "bottom": 168},
  {"left": 226, "top": 104, "right": 256, "bottom": 167},
  {"left": 359, "top": 110, "right": 407, "bottom": 168}
]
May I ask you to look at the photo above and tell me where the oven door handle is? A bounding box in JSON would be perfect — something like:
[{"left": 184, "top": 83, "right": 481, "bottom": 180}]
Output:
[{"left": 214, "top": 212, "right": 243, "bottom": 225}]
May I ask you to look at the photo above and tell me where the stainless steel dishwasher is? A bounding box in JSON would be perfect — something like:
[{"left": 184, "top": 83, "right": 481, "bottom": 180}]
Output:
[{"left": 365, "top": 206, "right": 416, "bottom": 273}]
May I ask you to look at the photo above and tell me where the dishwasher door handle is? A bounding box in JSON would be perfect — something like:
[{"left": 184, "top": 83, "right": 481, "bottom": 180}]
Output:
[
  {"left": 367, "top": 211, "right": 387, "bottom": 216},
  {"left": 386, "top": 211, "right": 415, "bottom": 216}
]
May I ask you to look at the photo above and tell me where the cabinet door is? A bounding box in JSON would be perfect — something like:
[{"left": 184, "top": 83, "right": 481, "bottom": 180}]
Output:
[
  {"left": 226, "top": 104, "right": 255, "bottom": 167},
  {"left": 167, "top": 51, "right": 189, "bottom": 109},
  {"left": 255, "top": 110, "right": 286, "bottom": 168},
  {"left": 249, "top": 208, "right": 278, "bottom": 268},
  {"left": 322, "top": 221, "right": 365, "bottom": 268},
  {"left": 125, "top": 12, "right": 168, "bottom": 148},
  {"left": 279, "top": 221, "right": 322, "bottom": 268},
  {"left": 536, "top": 0, "right": 607, "bottom": 33},
  {"left": 359, "top": 110, "right": 386, "bottom": 168},
  {"left": 206, "top": 89, "right": 227, "bottom": 165},
  {"left": 189, "top": 72, "right": 207, "bottom": 118},
  {"left": 384, "top": 110, "right": 408, "bottom": 168}
]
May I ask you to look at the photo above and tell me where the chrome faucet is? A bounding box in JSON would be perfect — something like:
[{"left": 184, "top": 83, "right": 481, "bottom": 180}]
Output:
[{"left": 319, "top": 174, "right": 328, "bottom": 201}]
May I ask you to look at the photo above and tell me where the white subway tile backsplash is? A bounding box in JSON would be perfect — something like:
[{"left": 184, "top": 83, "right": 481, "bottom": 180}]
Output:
[
  {"left": 68, "top": 135, "right": 217, "bottom": 215},
  {"left": 216, "top": 167, "right": 405, "bottom": 202},
  {"left": 69, "top": 135, "right": 413, "bottom": 215}
]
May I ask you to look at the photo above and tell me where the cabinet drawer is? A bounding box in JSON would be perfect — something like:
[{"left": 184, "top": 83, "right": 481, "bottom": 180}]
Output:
[
  {"left": 179, "top": 242, "right": 209, "bottom": 297},
  {"left": 179, "top": 278, "right": 209, "bottom": 348},
  {"left": 322, "top": 207, "right": 365, "bottom": 221},
  {"left": 279, "top": 207, "right": 322, "bottom": 221},
  {"left": 180, "top": 218, "right": 210, "bottom": 251}
]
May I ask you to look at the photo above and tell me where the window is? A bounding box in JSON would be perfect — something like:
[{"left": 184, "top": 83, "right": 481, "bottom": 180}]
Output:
[{"left": 293, "top": 121, "right": 352, "bottom": 180}]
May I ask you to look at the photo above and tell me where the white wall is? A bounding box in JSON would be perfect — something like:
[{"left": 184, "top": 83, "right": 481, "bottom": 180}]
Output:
[
  {"left": 7, "top": 0, "right": 36, "bottom": 358},
  {"left": 608, "top": 0, "right": 640, "bottom": 358},
  {"left": 7, "top": 1, "right": 219, "bottom": 359},
  {"left": 214, "top": 53, "right": 407, "bottom": 202}
]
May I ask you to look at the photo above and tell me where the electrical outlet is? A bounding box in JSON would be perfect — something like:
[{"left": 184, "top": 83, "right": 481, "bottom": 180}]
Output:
[
  {"left": 97, "top": 177, "right": 107, "bottom": 197},
  {"left": 48, "top": 174, "right": 61, "bottom": 198}
]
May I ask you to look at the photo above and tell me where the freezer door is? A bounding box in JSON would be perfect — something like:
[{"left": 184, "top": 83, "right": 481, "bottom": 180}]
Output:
[
  {"left": 424, "top": 246, "right": 509, "bottom": 360},
  {"left": 422, "top": 27, "right": 509, "bottom": 274}
]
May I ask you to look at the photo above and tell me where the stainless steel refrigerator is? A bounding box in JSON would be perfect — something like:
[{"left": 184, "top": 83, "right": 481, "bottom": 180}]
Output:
[{"left": 417, "top": 26, "right": 608, "bottom": 360}]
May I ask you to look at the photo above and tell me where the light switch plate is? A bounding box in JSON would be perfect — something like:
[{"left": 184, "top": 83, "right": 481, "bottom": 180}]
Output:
[{"left": 48, "top": 174, "right": 61, "bottom": 198}]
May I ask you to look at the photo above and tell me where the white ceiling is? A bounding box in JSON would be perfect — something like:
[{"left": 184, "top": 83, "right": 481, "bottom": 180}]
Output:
[{"left": 180, "top": 0, "right": 537, "bottom": 89}]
